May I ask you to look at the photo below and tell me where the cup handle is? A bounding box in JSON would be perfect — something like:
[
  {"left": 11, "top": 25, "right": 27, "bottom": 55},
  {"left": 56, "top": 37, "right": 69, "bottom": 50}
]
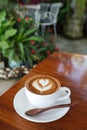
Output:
[{"left": 58, "top": 87, "right": 71, "bottom": 101}]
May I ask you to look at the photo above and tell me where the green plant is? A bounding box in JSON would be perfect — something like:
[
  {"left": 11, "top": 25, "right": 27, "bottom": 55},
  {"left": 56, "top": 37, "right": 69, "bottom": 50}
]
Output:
[
  {"left": 3, "top": 16, "right": 44, "bottom": 66},
  {"left": 1, "top": 13, "right": 58, "bottom": 68},
  {"left": 64, "top": 0, "right": 86, "bottom": 38},
  {"left": 75, "top": 0, "right": 86, "bottom": 19},
  {"left": 0, "top": 10, "right": 17, "bottom": 61}
]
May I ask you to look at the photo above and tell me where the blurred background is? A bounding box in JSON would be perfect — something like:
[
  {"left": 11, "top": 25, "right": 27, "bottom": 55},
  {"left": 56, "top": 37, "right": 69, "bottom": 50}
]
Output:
[{"left": 0, "top": 0, "right": 87, "bottom": 95}]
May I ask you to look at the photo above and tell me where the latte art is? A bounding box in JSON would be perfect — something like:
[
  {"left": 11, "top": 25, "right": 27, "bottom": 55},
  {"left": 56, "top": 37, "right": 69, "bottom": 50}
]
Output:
[
  {"left": 26, "top": 75, "right": 61, "bottom": 95},
  {"left": 32, "top": 79, "right": 53, "bottom": 94}
]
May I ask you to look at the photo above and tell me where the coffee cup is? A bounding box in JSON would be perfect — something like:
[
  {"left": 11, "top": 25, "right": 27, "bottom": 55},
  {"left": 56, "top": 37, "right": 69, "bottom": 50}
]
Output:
[{"left": 25, "top": 75, "right": 71, "bottom": 108}]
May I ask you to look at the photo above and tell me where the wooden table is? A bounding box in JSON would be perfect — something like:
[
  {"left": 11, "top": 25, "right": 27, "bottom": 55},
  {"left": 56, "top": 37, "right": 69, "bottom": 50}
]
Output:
[{"left": 0, "top": 52, "right": 87, "bottom": 130}]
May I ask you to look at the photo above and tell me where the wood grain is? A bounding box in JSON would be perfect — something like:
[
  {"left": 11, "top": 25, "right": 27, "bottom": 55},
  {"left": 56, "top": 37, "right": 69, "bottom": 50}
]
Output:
[{"left": 0, "top": 52, "right": 87, "bottom": 130}]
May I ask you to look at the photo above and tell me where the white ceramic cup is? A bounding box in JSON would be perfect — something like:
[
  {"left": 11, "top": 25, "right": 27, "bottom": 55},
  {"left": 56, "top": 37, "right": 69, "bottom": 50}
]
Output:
[{"left": 25, "top": 75, "right": 71, "bottom": 108}]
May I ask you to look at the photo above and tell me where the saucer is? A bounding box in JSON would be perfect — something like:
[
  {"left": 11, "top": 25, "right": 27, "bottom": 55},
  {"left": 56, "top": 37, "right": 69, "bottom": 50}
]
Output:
[{"left": 13, "top": 87, "right": 71, "bottom": 123}]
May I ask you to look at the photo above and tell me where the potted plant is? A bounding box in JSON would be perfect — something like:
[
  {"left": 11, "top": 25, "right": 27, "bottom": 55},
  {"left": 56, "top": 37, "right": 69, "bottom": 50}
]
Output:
[
  {"left": 0, "top": 10, "right": 58, "bottom": 68},
  {"left": 0, "top": 10, "right": 40, "bottom": 67},
  {"left": 7, "top": 17, "right": 58, "bottom": 68},
  {"left": 2, "top": 15, "right": 45, "bottom": 67},
  {"left": 65, "top": 0, "right": 86, "bottom": 38}
]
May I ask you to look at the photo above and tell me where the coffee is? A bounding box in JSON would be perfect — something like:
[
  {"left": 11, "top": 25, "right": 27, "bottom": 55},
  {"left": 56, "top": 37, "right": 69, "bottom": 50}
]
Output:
[{"left": 26, "top": 75, "right": 61, "bottom": 95}]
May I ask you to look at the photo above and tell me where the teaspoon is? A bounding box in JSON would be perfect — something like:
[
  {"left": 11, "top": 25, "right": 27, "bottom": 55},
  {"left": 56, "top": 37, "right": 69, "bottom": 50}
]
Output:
[{"left": 25, "top": 101, "right": 79, "bottom": 116}]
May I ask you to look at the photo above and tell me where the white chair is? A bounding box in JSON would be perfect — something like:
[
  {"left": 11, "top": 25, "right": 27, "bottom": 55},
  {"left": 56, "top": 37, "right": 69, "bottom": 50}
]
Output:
[
  {"left": 40, "top": 3, "right": 50, "bottom": 19},
  {"left": 40, "top": 3, "right": 63, "bottom": 37}
]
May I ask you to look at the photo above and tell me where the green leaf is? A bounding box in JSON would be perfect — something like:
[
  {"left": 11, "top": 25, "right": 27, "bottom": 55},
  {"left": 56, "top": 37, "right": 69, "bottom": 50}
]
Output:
[
  {"left": 8, "top": 40, "right": 15, "bottom": 48},
  {"left": 23, "top": 28, "right": 37, "bottom": 38},
  {"left": 3, "top": 48, "right": 20, "bottom": 61},
  {"left": 0, "top": 41, "right": 9, "bottom": 50},
  {"left": 11, "top": 55, "right": 20, "bottom": 62},
  {"left": 3, "top": 20, "right": 15, "bottom": 28},
  {"left": 3, "top": 29, "right": 17, "bottom": 40},
  {"left": 38, "top": 47, "right": 47, "bottom": 52},
  {"left": 18, "top": 43, "right": 25, "bottom": 60},
  {"left": 3, "top": 48, "right": 15, "bottom": 60},
  {"left": 27, "top": 56, "right": 33, "bottom": 67},
  {"left": 23, "top": 36, "right": 44, "bottom": 42},
  {"left": 0, "top": 10, "right": 6, "bottom": 27},
  {"left": 16, "top": 28, "right": 25, "bottom": 41}
]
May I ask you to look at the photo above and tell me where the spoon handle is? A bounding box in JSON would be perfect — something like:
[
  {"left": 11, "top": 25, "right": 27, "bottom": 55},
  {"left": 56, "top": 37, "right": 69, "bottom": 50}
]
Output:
[
  {"left": 25, "top": 101, "right": 79, "bottom": 116},
  {"left": 44, "top": 101, "right": 79, "bottom": 111}
]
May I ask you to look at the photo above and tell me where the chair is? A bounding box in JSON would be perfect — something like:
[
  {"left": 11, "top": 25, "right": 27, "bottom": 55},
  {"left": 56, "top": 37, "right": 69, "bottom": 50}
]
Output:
[
  {"left": 40, "top": 3, "right": 63, "bottom": 37},
  {"left": 40, "top": 3, "right": 50, "bottom": 19}
]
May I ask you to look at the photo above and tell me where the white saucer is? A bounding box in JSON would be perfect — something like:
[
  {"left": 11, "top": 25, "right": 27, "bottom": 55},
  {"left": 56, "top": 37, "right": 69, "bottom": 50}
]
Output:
[{"left": 13, "top": 87, "right": 71, "bottom": 123}]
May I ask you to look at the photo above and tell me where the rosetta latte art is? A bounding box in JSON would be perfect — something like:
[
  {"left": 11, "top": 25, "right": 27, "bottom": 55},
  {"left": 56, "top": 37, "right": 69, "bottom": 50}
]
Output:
[
  {"left": 32, "top": 79, "right": 52, "bottom": 93},
  {"left": 27, "top": 75, "right": 60, "bottom": 95}
]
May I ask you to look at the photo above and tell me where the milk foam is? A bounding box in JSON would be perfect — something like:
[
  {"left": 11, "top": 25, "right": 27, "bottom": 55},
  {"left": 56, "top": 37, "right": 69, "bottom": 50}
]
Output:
[
  {"left": 32, "top": 79, "right": 52, "bottom": 92},
  {"left": 39, "top": 79, "right": 49, "bottom": 86}
]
